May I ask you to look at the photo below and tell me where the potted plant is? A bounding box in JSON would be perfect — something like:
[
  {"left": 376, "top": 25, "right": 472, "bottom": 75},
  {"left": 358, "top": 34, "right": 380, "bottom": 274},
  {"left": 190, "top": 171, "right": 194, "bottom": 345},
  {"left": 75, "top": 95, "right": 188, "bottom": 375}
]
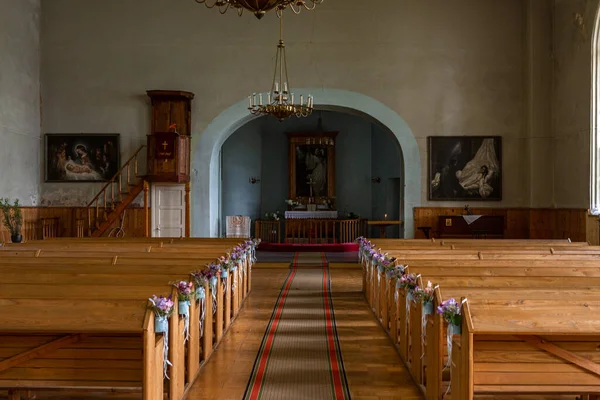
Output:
[
  {"left": 0, "top": 198, "right": 23, "bottom": 243},
  {"left": 413, "top": 281, "right": 435, "bottom": 315},
  {"left": 191, "top": 271, "right": 208, "bottom": 300},
  {"left": 173, "top": 281, "right": 194, "bottom": 316},
  {"left": 437, "top": 298, "right": 462, "bottom": 334},
  {"left": 148, "top": 295, "right": 174, "bottom": 333},
  {"left": 397, "top": 273, "right": 419, "bottom": 301}
]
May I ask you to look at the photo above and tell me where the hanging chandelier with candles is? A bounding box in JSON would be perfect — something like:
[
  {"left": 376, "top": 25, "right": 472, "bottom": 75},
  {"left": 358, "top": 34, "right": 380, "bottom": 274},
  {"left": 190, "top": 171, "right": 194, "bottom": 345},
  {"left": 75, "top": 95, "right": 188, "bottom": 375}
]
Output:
[
  {"left": 248, "top": 12, "right": 313, "bottom": 121},
  {"left": 193, "top": 0, "right": 324, "bottom": 19}
]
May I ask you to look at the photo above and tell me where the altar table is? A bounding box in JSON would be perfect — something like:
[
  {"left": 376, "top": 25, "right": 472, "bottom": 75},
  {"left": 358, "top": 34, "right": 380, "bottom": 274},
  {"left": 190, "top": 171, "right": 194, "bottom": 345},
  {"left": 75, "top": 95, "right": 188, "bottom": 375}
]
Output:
[{"left": 284, "top": 211, "right": 338, "bottom": 219}]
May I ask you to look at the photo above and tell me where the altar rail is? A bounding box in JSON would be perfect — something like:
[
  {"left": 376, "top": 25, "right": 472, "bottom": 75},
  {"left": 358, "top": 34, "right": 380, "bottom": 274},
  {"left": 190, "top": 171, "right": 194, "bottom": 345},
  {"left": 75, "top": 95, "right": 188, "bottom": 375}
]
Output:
[{"left": 255, "top": 219, "right": 367, "bottom": 244}]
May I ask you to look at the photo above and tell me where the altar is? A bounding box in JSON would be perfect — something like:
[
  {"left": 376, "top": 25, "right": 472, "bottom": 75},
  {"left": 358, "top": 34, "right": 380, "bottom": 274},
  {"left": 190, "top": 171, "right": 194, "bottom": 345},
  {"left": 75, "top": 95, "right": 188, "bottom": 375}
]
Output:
[{"left": 284, "top": 210, "right": 338, "bottom": 219}]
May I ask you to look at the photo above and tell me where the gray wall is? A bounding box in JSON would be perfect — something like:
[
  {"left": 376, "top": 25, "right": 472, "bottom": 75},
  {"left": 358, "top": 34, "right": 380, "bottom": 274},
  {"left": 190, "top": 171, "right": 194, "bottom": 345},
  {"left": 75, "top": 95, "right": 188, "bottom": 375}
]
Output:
[
  {"left": 38, "top": 0, "right": 536, "bottom": 209},
  {"left": 221, "top": 111, "right": 402, "bottom": 237},
  {"left": 0, "top": 0, "right": 41, "bottom": 205},
  {"left": 0, "top": 0, "right": 589, "bottom": 215}
]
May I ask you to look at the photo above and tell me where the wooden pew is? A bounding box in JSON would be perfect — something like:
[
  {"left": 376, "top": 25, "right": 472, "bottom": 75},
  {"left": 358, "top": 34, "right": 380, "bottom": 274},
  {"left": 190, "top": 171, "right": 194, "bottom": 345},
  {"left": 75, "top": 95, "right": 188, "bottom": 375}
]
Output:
[
  {"left": 0, "top": 238, "right": 254, "bottom": 400},
  {"left": 360, "top": 240, "right": 600, "bottom": 399},
  {"left": 0, "top": 299, "right": 166, "bottom": 400},
  {"left": 451, "top": 300, "right": 600, "bottom": 399}
]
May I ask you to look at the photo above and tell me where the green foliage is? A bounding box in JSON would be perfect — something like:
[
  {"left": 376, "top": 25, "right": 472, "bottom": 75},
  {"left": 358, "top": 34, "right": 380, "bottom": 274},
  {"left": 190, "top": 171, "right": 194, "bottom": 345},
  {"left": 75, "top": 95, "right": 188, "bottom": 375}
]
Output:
[{"left": 0, "top": 198, "right": 23, "bottom": 235}]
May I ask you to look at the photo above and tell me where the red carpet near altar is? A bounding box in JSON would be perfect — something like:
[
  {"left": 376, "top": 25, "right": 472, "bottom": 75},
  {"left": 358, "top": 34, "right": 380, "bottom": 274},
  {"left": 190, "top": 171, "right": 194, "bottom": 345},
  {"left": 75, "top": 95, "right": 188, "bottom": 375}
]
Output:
[{"left": 257, "top": 242, "right": 359, "bottom": 253}]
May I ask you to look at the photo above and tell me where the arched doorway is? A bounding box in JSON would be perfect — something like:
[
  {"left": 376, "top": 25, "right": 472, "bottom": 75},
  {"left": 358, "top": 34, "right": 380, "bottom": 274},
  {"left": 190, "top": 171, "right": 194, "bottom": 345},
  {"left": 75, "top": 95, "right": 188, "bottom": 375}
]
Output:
[{"left": 192, "top": 89, "right": 421, "bottom": 238}]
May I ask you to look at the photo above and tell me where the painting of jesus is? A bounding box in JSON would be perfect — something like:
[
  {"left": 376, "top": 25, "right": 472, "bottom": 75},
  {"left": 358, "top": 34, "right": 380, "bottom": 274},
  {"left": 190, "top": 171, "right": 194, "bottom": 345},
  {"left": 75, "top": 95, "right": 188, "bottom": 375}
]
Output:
[
  {"left": 287, "top": 132, "right": 337, "bottom": 202},
  {"left": 295, "top": 145, "right": 328, "bottom": 197},
  {"left": 45, "top": 134, "right": 120, "bottom": 182}
]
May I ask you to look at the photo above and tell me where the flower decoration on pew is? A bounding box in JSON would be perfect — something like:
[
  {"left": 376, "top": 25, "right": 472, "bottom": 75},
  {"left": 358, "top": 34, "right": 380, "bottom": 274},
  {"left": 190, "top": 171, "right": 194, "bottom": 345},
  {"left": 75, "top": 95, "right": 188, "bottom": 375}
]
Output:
[
  {"left": 148, "top": 295, "right": 174, "bottom": 334},
  {"left": 397, "top": 273, "right": 419, "bottom": 300},
  {"left": 413, "top": 281, "right": 436, "bottom": 315},
  {"left": 190, "top": 271, "right": 208, "bottom": 299},
  {"left": 386, "top": 264, "right": 405, "bottom": 279},
  {"left": 219, "top": 255, "right": 232, "bottom": 278},
  {"left": 172, "top": 281, "right": 194, "bottom": 316},
  {"left": 437, "top": 298, "right": 462, "bottom": 331}
]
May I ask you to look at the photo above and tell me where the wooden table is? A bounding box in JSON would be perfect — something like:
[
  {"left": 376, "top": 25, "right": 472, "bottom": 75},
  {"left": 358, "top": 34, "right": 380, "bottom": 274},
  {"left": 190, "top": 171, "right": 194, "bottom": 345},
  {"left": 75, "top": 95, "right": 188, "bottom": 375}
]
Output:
[{"left": 367, "top": 220, "right": 402, "bottom": 238}]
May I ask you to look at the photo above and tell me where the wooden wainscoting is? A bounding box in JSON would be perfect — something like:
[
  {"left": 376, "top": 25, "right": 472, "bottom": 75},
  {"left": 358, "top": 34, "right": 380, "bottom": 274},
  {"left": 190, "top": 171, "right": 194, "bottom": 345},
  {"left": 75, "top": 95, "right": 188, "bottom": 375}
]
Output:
[
  {"left": 414, "top": 207, "right": 589, "bottom": 242},
  {"left": 0, "top": 206, "right": 149, "bottom": 242}
]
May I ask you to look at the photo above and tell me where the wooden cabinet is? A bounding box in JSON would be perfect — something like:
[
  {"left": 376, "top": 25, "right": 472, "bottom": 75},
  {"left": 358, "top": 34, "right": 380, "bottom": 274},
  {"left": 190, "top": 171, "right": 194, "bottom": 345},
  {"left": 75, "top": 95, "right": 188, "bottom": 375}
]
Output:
[{"left": 146, "top": 90, "right": 194, "bottom": 183}]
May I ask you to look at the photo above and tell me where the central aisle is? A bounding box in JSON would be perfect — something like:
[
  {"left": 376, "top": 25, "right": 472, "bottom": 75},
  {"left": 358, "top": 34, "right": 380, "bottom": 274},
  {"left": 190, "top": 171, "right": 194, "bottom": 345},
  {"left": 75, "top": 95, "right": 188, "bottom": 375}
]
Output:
[
  {"left": 244, "top": 265, "right": 349, "bottom": 400},
  {"left": 186, "top": 265, "right": 423, "bottom": 400}
]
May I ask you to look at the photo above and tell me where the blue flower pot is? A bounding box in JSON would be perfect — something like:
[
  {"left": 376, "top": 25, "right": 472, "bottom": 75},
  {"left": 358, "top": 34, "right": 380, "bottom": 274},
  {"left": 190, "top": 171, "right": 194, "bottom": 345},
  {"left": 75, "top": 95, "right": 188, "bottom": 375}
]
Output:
[
  {"left": 155, "top": 315, "right": 168, "bottom": 333},
  {"left": 221, "top": 270, "right": 229, "bottom": 279},
  {"left": 377, "top": 265, "right": 384, "bottom": 274},
  {"left": 210, "top": 276, "right": 218, "bottom": 287},
  {"left": 423, "top": 301, "right": 434, "bottom": 315},
  {"left": 396, "top": 280, "right": 402, "bottom": 289},
  {"left": 407, "top": 292, "right": 415, "bottom": 301},
  {"left": 179, "top": 300, "right": 190, "bottom": 316},
  {"left": 451, "top": 322, "right": 462, "bottom": 335},
  {"left": 196, "top": 287, "right": 206, "bottom": 299},
  {"left": 231, "top": 266, "right": 237, "bottom": 272}
]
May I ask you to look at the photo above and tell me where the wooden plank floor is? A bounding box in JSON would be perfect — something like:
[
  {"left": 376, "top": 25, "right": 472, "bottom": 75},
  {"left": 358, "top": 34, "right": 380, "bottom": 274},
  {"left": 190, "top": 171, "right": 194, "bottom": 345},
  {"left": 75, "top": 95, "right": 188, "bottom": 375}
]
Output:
[
  {"left": 0, "top": 264, "right": 578, "bottom": 400},
  {"left": 187, "top": 265, "right": 423, "bottom": 400}
]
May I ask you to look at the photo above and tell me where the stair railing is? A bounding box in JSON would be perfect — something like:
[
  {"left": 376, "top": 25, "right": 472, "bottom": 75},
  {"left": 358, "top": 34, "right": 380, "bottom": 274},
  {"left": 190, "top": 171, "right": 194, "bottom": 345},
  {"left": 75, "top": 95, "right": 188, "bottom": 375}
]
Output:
[{"left": 86, "top": 145, "right": 146, "bottom": 236}]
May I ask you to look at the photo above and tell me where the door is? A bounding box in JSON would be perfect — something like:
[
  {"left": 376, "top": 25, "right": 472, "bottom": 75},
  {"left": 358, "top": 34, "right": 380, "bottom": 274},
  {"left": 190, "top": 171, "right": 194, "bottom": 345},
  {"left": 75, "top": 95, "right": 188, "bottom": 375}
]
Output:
[{"left": 151, "top": 183, "right": 186, "bottom": 238}]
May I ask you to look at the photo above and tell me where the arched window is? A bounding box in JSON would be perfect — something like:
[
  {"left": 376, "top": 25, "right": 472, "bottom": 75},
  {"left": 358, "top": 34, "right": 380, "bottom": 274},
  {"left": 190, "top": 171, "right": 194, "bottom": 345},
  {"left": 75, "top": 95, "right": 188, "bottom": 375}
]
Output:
[{"left": 591, "top": 8, "right": 600, "bottom": 214}]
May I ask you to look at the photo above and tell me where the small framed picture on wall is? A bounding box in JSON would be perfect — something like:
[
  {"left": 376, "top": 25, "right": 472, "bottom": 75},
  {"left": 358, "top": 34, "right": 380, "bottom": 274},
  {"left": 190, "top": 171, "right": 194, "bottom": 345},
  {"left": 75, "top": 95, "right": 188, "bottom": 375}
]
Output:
[
  {"left": 428, "top": 136, "right": 502, "bottom": 201},
  {"left": 44, "top": 133, "right": 120, "bottom": 182}
]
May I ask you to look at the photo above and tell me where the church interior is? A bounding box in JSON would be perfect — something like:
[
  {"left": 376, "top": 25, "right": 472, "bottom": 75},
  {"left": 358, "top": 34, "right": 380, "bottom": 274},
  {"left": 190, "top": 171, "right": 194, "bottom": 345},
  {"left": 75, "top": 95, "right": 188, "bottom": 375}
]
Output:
[{"left": 2, "top": 0, "right": 600, "bottom": 399}]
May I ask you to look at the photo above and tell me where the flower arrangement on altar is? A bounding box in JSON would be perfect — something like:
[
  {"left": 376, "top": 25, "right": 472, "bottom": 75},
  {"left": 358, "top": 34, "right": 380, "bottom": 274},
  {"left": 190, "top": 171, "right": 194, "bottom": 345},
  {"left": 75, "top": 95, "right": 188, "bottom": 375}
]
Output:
[
  {"left": 437, "top": 298, "right": 462, "bottom": 329},
  {"left": 286, "top": 199, "right": 302, "bottom": 209},
  {"left": 321, "top": 196, "right": 335, "bottom": 209},
  {"left": 345, "top": 211, "right": 360, "bottom": 219},
  {"left": 264, "top": 211, "right": 281, "bottom": 221}
]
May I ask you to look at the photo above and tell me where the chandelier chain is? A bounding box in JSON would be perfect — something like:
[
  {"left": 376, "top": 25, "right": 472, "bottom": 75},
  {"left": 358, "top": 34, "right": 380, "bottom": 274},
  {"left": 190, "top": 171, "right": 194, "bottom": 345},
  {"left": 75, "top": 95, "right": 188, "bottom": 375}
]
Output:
[{"left": 248, "top": 11, "right": 313, "bottom": 121}]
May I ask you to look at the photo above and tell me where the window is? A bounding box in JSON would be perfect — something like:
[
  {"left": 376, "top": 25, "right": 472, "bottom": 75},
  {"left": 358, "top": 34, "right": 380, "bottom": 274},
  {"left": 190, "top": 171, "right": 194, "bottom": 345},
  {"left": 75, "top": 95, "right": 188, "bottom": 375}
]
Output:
[{"left": 591, "top": 9, "right": 600, "bottom": 214}]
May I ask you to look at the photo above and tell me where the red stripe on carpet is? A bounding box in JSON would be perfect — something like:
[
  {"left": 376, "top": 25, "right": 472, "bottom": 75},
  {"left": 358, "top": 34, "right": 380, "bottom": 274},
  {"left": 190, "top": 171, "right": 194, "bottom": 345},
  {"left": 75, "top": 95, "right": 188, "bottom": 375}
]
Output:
[
  {"left": 323, "top": 266, "right": 346, "bottom": 399},
  {"left": 247, "top": 268, "right": 297, "bottom": 400}
]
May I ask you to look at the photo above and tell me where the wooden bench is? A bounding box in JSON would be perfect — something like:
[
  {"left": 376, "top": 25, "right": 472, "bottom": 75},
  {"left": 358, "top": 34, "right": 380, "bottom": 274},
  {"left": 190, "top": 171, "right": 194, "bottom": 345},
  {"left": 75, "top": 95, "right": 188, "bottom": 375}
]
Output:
[
  {"left": 0, "top": 298, "right": 166, "bottom": 400},
  {"left": 451, "top": 300, "right": 600, "bottom": 399},
  {"left": 360, "top": 239, "right": 600, "bottom": 399},
  {"left": 0, "top": 238, "right": 254, "bottom": 400}
]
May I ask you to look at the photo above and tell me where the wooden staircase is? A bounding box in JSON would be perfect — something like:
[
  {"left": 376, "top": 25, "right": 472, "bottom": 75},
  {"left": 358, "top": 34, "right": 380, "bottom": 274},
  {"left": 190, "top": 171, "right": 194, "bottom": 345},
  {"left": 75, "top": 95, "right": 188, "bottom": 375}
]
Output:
[{"left": 86, "top": 145, "right": 148, "bottom": 237}]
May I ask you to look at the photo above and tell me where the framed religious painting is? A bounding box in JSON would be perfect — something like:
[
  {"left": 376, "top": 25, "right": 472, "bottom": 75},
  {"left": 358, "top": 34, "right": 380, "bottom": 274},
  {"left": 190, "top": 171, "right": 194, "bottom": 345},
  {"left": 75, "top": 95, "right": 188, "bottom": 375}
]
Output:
[
  {"left": 428, "top": 136, "right": 502, "bottom": 201},
  {"left": 44, "top": 134, "right": 120, "bottom": 182},
  {"left": 287, "top": 132, "right": 337, "bottom": 204}
]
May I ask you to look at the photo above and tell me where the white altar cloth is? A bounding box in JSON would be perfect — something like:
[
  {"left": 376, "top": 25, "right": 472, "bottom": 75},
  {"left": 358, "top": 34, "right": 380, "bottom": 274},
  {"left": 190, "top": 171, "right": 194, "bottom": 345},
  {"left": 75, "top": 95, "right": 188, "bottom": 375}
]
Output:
[
  {"left": 462, "top": 215, "right": 482, "bottom": 225},
  {"left": 284, "top": 211, "right": 338, "bottom": 219}
]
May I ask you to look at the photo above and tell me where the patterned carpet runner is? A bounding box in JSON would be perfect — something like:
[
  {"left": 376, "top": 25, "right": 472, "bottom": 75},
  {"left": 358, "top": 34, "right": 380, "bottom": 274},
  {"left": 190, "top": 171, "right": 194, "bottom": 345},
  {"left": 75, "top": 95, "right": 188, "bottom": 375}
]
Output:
[
  {"left": 243, "top": 262, "right": 351, "bottom": 400},
  {"left": 291, "top": 252, "right": 329, "bottom": 268}
]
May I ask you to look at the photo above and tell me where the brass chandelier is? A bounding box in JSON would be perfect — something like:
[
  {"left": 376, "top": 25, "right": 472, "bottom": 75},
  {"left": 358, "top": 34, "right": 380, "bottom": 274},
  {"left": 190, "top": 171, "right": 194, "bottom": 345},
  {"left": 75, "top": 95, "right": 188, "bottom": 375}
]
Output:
[
  {"left": 193, "top": 0, "right": 324, "bottom": 19},
  {"left": 248, "top": 12, "right": 313, "bottom": 121}
]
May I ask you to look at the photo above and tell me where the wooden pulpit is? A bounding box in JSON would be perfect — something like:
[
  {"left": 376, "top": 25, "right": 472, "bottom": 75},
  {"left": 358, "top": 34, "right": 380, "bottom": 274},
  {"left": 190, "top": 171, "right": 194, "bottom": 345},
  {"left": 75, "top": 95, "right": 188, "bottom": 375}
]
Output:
[{"left": 145, "top": 90, "right": 194, "bottom": 183}]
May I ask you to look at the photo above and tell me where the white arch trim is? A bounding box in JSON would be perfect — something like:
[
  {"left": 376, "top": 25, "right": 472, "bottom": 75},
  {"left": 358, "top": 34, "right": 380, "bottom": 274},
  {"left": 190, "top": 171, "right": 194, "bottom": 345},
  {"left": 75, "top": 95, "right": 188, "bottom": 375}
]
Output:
[{"left": 191, "top": 88, "right": 421, "bottom": 238}]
